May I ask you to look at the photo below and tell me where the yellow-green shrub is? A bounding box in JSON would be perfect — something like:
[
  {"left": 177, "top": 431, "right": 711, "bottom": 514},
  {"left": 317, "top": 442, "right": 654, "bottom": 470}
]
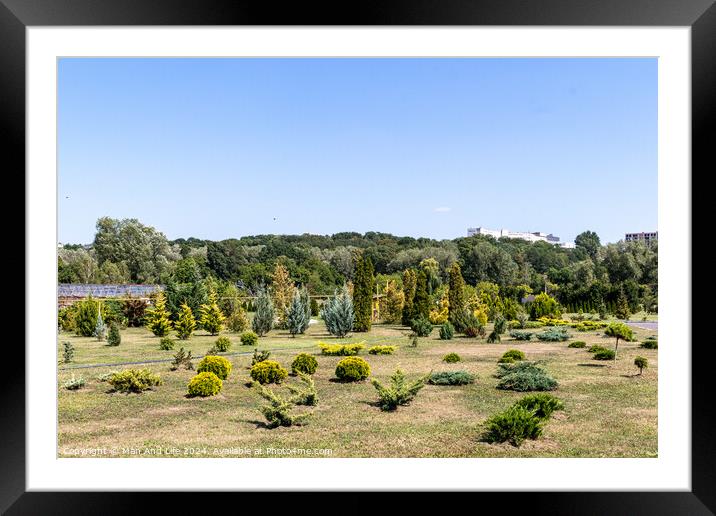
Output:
[
  {"left": 187, "top": 371, "right": 222, "bottom": 397},
  {"left": 318, "top": 342, "right": 365, "bottom": 356},
  {"left": 108, "top": 369, "right": 163, "bottom": 393},
  {"left": 368, "top": 345, "right": 395, "bottom": 355},
  {"left": 197, "top": 355, "right": 232, "bottom": 380},
  {"left": 250, "top": 360, "right": 288, "bottom": 384},
  {"left": 335, "top": 356, "right": 371, "bottom": 382},
  {"left": 291, "top": 353, "right": 318, "bottom": 375}
]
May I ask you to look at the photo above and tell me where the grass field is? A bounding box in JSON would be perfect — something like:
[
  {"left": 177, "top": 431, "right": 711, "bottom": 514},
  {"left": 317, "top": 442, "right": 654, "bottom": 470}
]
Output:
[{"left": 57, "top": 320, "right": 657, "bottom": 458}]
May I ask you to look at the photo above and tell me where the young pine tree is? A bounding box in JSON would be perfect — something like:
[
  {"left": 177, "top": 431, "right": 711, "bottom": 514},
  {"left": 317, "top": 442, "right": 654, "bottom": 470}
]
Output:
[
  {"left": 146, "top": 291, "right": 173, "bottom": 337},
  {"left": 94, "top": 307, "right": 107, "bottom": 341},
  {"left": 382, "top": 280, "right": 404, "bottom": 324},
  {"left": 271, "top": 263, "right": 295, "bottom": 329},
  {"left": 175, "top": 302, "right": 197, "bottom": 340},
  {"left": 401, "top": 269, "right": 417, "bottom": 326},
  {"left": 447, "top": 262, "right": 465, "bottom": 325},
  {"left": 199, "top": 290, "right": 225, "bottom": 336},
  {"left": 322, "top": 285, "right": 354, "bottom": 338},
  {"left": 252, "top": 287, "right": 275, "bottom": 337},
  {"left": 286, "top": 289, "right": 310, "bottom": 337},
  {"left": 352, "top": 254, "right": 375, "bottom": 332},
  {"left": 615, "top": 288, "right": 631, "bottom": 320},
  {"left": 106, "top": 321, "right": 121, "bottom": 346}
]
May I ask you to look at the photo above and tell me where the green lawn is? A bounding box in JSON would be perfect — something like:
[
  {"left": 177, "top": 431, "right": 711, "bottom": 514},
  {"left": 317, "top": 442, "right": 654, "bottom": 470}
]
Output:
[{"left": 57, "top": 321, "right": 657, "bottom": 458}]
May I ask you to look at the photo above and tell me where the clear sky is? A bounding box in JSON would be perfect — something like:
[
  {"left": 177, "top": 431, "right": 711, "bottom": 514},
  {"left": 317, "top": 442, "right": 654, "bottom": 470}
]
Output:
[{"left": 58, "top": 57, "right": 657, "bottom": 245}]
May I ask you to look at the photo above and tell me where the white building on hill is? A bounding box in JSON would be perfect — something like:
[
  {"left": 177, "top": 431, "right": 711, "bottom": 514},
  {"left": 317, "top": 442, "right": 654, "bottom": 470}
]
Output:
[{"left": 467, "top": 227, "right": 575, "bottom": 249}]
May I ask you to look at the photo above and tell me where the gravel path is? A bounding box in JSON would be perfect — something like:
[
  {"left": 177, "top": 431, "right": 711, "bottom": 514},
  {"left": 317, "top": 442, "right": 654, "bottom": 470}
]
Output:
[{"left": 625, "top": 321, "right": 658, "bottom": 331}]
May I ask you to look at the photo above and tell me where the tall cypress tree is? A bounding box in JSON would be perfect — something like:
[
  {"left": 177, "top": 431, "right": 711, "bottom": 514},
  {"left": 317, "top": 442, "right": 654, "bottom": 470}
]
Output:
[
  {"left": 353, "top": 254, "right": 374, "bottom": 332},
  {"left": 413, "top": 270, "right": 430, "bottom": 321},
  {"left": 448, "top": 262, "right": 465, "bottom": 325},
  {"left": 401, "top": 269, "right": 417, "bottom": 326}
]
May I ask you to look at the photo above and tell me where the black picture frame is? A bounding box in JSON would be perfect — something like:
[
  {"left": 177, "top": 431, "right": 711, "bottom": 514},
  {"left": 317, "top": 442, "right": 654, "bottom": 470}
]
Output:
[{"left": 3, "top": 0, "right": 712, "bottom": 513}]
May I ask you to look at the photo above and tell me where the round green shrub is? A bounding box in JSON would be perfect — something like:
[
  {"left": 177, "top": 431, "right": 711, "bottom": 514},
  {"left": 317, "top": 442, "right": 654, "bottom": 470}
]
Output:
[
  {"left": 499, "top": 349, "right": 525, "bottom": 363},
  {"left": 588, "top": 344, "right": 608, "bottom": 353},
  {"left": 187, "top": 371, "right": 222, "bottom": 397},
  {"left": 640, "top": 339, "right": 658, "bottom": 349},
  {"left": 439, "top": 322, "right": 454, "bottom": 340},
  {"left": 410, "top": 316, "right": 433, "bottom": 337},
  {"left": 240, "top": 331, "right": 259, "bottom": 346},
  {"left": 442, "top": 352, "right": 461, "bottom": 363},
  {"left": 214, "top": 336, "right": 231, "bottom": 352},
  {"left": 159, "top": 337, "right": 175, "bottom": 350},
  {"left": 482, "top": 405, "right": 543, "bottom": 447},
  {"left": 514, "top": 393, "right": 564, "bottom": 419},
  {"left": 250, "top": 360, "right": 288, "bottom": 384},
  {"left": 568, "top": 341, "right": 587, "bottom": 348},
  {"left": 335, "top": 356, "right": 371, "bottom": 382},
  {"left": 593, "top": 348, "right": 616, "bottom": 360},
  {"left": 428, "top": 370, "right": 475, "bottom": 385},
  {"left": 291, "top": 353, "right": 318, "bottom": 375},
  {"left": 197, "top": 355, "right": 232, "bottom": 380}
]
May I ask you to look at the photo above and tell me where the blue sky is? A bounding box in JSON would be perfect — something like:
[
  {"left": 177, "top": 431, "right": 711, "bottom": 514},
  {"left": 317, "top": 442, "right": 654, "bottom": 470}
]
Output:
[{"left": 58, "top": 58, "right": 657, "bottom": 245}]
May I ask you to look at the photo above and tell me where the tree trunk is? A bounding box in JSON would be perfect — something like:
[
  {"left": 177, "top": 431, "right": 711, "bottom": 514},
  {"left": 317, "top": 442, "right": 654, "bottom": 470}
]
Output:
[{"left": 614, "top": 338, "right": 619, "bottom": 361}]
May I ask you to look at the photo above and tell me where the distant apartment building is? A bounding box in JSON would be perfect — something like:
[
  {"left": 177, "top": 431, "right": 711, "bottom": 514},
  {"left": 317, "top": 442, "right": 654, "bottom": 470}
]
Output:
[
  {"left": 625, "top": 231, "right": 658, "bottom": 244},
  {"left": 467, "top": 226, "right": 575, "bottom": 249}
]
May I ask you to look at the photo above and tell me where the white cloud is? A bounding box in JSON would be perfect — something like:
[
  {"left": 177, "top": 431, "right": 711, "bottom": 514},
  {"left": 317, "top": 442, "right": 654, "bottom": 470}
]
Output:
[{"left": 433, "top": 207, "right": 451, "bottom": 213}]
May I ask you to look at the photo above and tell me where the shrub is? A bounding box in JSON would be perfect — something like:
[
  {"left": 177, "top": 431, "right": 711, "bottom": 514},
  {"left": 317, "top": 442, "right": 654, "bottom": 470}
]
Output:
[
  {"left": 108, "top": 369, "right": 162, "bottom": 393},
  {"left": 213, "top": 336, "right": 231, "bottom": 352},
  {"left": 439, "top": 321, "right": 455, "bottom": 340},
  {"left": 252, "top": 288, "right": 275, "bottom": 337},
  {"left": 428, "top": 370, "right": 475, "bottom": 385},
  {"left": 509, "top": 330, "right": 533, "bottom": 341},
  {"left": 170, "top": 347, "right": 194, "bottom": 371},
  {"left": 106, "top": 322, "right": 121, "bottom": 346},
  {"left": 568, "top": 341, "right": 587, "bottom": 348},
  {"left": 593, "top": 348, "right": 616, "bottom": 360},
  {"left": 588, "top": 344, "right": 608, "bottom": 353},
  {"left": 529, "top": 292, "right": 561, "bottom": 320},
  {"left": 122, "top": 296, "right": 147, "bottom": 327},
  {"left": 335, "top": 356, "right": 371, "bottom": 382},
  {"left": 368, "top": 345, "right": 396, "bottom": 355},
  {"left": 371, "top": 369, "right": 428, "bottom": 411},
  {"left": 187, "top": 371, "right": 222, "bottom": 397},
  {"left": 486, "top": 330, "right": 501, "bottom": 343},
  {"left": 482, "top": 405, "right": 543, "bottom": 447},
  {"left": 523, "top": 321, "right": 545, "bottom": 329},
  {"left": 254, "top": 382, "right": 311, "bottom": 428},
  {"left": 58, "top": 306, "right": 76, "bottom": 332},
  {"left": 322, "top": 285, "right": 355, "bottom": 337},
  {"left": 94, "top": 310, "right": 107, "bottom": 341},
  {"left": 318, "top": 342, "right": 364, "bottom": 356},
  {"left": 174, "top": 303, "right": 197, "bottom": 340},
  {"left": 536, "top": 327, "right": 570, "bottom": 342},
  {"left": 240, "top": 331, "right": 259, "bottom": 346},
  {"left": 62, "top": 341, "right": 74, "bottom": 363},
  {"left": 495, "top": 362, "right": 558, "bottom": 392},
  {"left": 499, "top": 349, "right": 525, "bottom": 363},
  {"left": 251, "top": 348, "right": 271, "bottom": 366},
  {"left": 250, "top": 360, "right": 288, "bottom": 384},
  {"left": 457, "top": 311, "right": 485, "bottom": 338},
  {"left": 96, "top": 371, "right": 118, "bottom": 382},
  {"left": 159, "top": 337, "right": 175, "bottom": 350},
  {"left": 291, "top": 353, "right": 318, "bottom": 375},
  {"left": 640, "top": 339, "right": 658, "bottom": 349},
  {"left": 197, "top": 355, "right": 232, "bottom": 380},
  {"left": 442, "top": 352, "right": 461, "bottom": 363},
  {"left": 226, "top": 307, "right": 249, "bottom": 333},
  {"left": 410, "top": 316, "right": 433, "bottom": 337},
  {"left": 287, "top": 371, "right": 319, "bottom": 406},
  {"left": 63, "top": 375, "right": 86, "bottom": 390},
  {"left": 634, "top": 356, "right": 648, "bottom": 374},
  {"left": 514, "top": 393, "right": 564, "bottom": 419}
]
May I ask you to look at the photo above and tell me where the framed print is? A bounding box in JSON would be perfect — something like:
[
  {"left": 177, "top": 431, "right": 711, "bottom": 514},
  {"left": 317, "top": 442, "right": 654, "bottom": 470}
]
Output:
[{"left": 3, "top": 0, "right": 714, "bottom": 512}]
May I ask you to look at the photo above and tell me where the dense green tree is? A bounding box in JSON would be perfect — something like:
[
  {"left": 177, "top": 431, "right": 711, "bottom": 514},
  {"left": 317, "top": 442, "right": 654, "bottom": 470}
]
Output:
[
  {"left": 286, "top": 289, "right": 310, "bottom": 337},
  {"left": 447, "top": 262, "right": 465, "bottom": 325},
  {"left": 413, "top": 270, "right": 430, "bottom": 321},
  {"left": 401, "top": 269, "right": 417, "bottom": 326},
  {"left": 605, "top": 322, "right": 634, "bottom": 360},
  {"left": 322, "top": 285, "right": 354, "bottom": 337},
  {"left": 353, "top": 253, "right": 375, "bottom": 332},
  {"left": 252, "top": 287, "right": 275, "bottom": 337},
  {"left": 575, "top": 230, "right": 601, "bottom": 260}
]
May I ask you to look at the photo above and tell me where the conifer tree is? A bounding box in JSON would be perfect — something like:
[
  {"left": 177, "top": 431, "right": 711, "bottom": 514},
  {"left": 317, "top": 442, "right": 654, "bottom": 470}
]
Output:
[
  {"left": 322, "top": 285, "right": 354, "bottom": 337},
  {"left": 401, "top": 269, "right": 417, "bottom": 326},
  {"left": 199, "top": 289, "right": 225, "bottom": 336},
  {"left": 614, "top": 288, "right": 631, "bottom": 320},
  {"left": 271, "top": 262, "right": 295, "bottom": 329},
  {"left": 412, "top": 270, "right": 430, "bottom": 321},
  {"left": 300, "top": 288, "right": 312, "bottom": 324},
  {"left": 106, "top": 321, "right": 121, "bottom": 346},
  {"left": 252, "top": 287, "right": 275, "bottom": 337},
  {"left": 286, "top": 289, "right": 310, "bottom": 337},
  {"left": 448, "top": 262, "right": 465, "bottom": 325},
  {"left": 382, "top": 280, "right": 404, "bottom": 324},
  {"left": 175, "top": 302, "right": 197, "bottom": 340},
  {"left": 352, "top": 254, "right": 375, "bottom": 332},
  {"left": 146, "top": 291, "right": 172, "bottom": 337}
]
